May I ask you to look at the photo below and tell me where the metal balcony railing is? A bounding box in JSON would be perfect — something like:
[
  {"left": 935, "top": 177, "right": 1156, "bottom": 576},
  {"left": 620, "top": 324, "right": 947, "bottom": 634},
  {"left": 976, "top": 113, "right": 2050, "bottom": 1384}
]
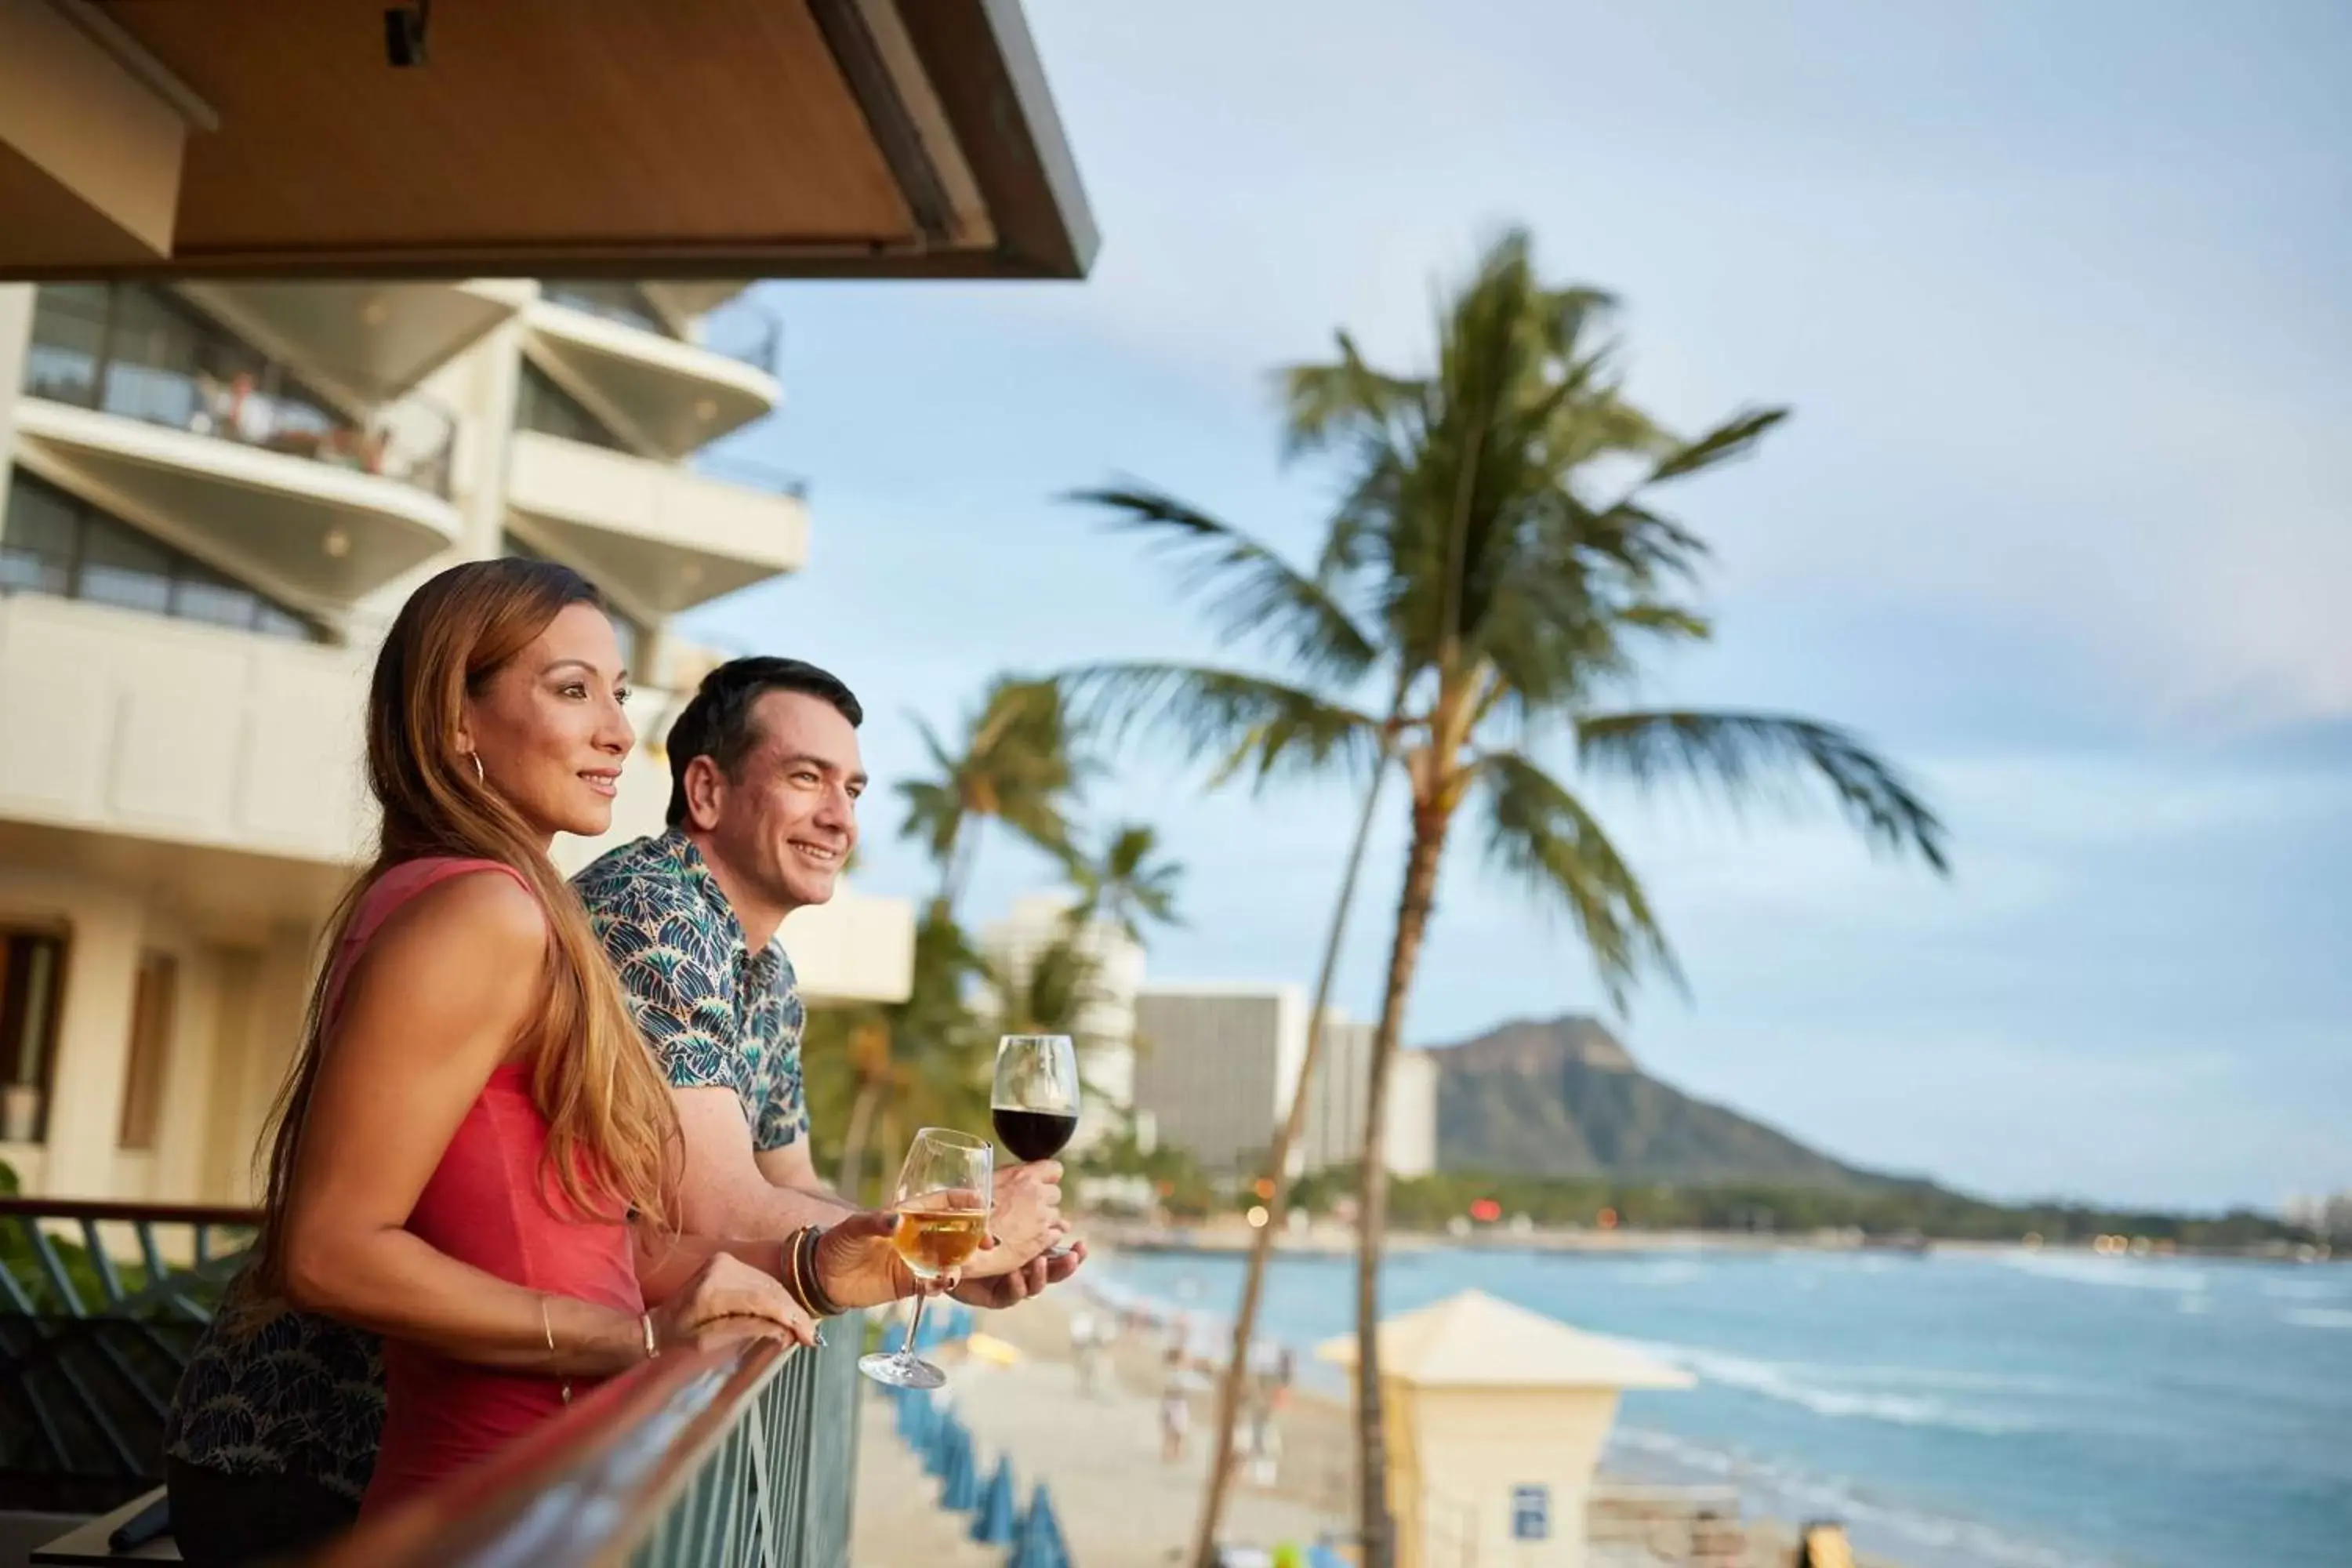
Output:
[
  {"left": 1, "top": 1194, "right": 865, "bottom": 1566},
  {"left": 537, "top": 282, "right": 787, "bottom": 382},
  {"left": 0, "top": 1196, "right": 257, "bottom": 1513},
  {"left": 311, "top": 1316, "right": 866, "bottom": 1568},
  {"left": 695, "top": 451, "right": 811, "bottom": 503},
  {"left": 697, "top": 301, "right": 787, "bottom": 381},
  {"left": 22, "top": 285, "right": 458, "bottom": 500}
]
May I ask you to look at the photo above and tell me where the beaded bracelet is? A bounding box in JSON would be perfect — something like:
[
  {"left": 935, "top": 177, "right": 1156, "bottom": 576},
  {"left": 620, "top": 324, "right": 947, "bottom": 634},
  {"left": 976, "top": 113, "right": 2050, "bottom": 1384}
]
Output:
[{"left": 798, "top": 1225, "right": 844, "bottom": 1317}]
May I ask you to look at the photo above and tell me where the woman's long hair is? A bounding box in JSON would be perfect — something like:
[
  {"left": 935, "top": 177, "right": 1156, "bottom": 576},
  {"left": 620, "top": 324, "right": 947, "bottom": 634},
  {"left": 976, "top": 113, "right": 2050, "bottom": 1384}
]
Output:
[{"left": 245, "top": 559, "right": 677, "bottom": 1305}]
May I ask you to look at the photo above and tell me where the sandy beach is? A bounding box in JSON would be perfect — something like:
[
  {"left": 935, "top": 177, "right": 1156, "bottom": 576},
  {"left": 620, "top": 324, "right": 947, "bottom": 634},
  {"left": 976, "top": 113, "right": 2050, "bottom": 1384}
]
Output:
[{"left": 852, "top": 1272, "right": 1900, "bottom": 1568}]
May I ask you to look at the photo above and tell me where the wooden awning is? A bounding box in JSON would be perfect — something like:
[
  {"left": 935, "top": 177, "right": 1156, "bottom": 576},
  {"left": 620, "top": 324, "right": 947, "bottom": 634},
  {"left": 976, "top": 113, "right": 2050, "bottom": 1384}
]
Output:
[{"left": 0, "top": 0, "right": 1096, "bottom": 281}]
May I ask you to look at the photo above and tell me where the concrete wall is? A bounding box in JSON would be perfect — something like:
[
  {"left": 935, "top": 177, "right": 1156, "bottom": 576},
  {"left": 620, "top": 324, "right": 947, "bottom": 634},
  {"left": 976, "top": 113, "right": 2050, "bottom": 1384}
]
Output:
[
  {"left": 0, "top": 859, "right": 314, "bottom": 1205},
  {"left": 1396, "top": 1383, "right": 1620, "bottom": 1568},
  {"left": 0, "top": 285, "right": 27, "bottom": 499},
  {"left": 0, "top": 595, "right": 373, "bottom": 864}
]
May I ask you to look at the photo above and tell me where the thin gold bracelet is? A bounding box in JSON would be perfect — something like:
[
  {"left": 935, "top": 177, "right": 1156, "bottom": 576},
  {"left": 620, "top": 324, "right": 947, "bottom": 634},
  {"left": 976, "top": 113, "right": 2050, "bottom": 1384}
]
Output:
[
  {"left": 542, "top": 1294, "right": 575, "bottom": 1405},
  {"left": 641, "top": 1310, "right": 659, "bottom": 1361}
]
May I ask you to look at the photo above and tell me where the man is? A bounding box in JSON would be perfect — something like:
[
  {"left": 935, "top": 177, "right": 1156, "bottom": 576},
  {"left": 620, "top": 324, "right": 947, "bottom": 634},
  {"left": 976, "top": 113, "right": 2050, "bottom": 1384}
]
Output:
[
  {"left": 573, "top": 654, "right": 1083, "bottom": 1306},
  {"left": 166, "top": 657, "right": 1073, "bottom": 1552}
]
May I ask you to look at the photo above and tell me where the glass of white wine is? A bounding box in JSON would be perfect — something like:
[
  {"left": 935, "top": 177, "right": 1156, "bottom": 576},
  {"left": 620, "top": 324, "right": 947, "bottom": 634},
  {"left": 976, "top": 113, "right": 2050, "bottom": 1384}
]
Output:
[{"left": 858, "top": 1127, "right": 994, "bottom": 1389}]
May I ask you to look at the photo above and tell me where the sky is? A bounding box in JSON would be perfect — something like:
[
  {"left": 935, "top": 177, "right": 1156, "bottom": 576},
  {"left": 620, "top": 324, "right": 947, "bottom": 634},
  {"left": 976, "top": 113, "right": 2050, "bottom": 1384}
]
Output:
[{"left": 690, "top": 0, "right": 2352, "bottom": 1213}]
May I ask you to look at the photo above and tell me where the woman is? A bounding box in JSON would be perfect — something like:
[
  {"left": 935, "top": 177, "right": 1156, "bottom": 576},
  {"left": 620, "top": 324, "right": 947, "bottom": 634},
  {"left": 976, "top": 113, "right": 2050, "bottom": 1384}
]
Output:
[{"left": 168, "top": 559, "right": 817, "bottom": 1561}]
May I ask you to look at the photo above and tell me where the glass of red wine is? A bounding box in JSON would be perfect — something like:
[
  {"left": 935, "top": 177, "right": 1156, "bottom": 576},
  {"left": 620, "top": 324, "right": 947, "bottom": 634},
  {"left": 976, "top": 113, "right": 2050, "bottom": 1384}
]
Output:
[{"left": 992, "top": 1033, "right": 1080, "bottom": 1258}]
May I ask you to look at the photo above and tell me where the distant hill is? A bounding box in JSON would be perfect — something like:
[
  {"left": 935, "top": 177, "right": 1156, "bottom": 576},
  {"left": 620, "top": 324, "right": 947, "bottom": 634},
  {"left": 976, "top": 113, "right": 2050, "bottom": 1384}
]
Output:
[{"left": 1432, "top": 1015, "right": 1885, "bottom": 1189}]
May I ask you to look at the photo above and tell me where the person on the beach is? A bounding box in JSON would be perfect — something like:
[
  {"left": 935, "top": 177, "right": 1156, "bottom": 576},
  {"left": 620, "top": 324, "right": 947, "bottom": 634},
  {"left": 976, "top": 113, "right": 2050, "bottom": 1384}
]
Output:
[
  {"left": 1069, "top": 1307, "right": 1100, "bottom": 1395},
  {"left": 1160, "top": 1343, "right": 1192, "bottom": 1462}
]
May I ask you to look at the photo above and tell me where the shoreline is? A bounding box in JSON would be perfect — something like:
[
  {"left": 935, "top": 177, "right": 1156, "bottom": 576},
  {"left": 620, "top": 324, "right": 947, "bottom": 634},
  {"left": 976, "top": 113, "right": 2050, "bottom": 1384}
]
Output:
[
  {"left": 1094, "top": 1219, "right": 2334, "bottom": 1265},
  {"left": 936, "top": 1253, "right": 1910, "bottom": 1568}
]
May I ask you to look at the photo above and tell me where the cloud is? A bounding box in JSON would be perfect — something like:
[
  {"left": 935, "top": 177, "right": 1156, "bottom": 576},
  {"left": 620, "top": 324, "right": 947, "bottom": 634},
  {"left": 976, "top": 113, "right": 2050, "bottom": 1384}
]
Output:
[{"left": 995, "top": 0, "right": 2352, "bottom": 728}]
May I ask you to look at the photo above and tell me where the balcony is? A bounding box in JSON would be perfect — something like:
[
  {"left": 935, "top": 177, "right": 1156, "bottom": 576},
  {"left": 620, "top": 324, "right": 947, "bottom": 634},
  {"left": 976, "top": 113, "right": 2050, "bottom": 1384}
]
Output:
[
  {"left": 0, "top": 593, "right": 370, "bottom": 876},
  {"left": 504, "top": 430, "right": 808, "bottom": 615},
  {"left": 526, "top": 285, "right": 784, "bottom": 456},
  {"left": 0, "top": 1196, "right": 865, "bottom": 1566},
  {"left": 180, "top": 279, "right": 531, "bottom": 401},
  {"left": 16, "top": 285, "right": 463, "bottom": 601}
]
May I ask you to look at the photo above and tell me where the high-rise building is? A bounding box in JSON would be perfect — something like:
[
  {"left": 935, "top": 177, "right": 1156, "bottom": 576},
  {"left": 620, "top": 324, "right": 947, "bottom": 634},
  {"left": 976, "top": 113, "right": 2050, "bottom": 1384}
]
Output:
[
  {"left": 0, "top": 278, "right": 915, "bottom": 1205},
  {"left": 2285, "top": 1191, "right": 2352, "bottom": 1240},
  {"left": 1132, "top": 984, "right": 1436, "bottom": 1179},
  {"left": 978, "top": 891, "right": 1145, "bottom": 1150},
  {"left": 1132, "top": 984, "right": 1308, "bottom": 1176},
  {"left": 1299, "top": 1012, "right": 1438, "bottom": 1178}
]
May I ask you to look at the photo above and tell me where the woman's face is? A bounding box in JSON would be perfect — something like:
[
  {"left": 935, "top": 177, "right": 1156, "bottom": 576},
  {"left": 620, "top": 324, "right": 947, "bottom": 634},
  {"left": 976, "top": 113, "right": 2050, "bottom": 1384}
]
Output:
[{"left": 462, "top": 602, "right": 634, "bottom": 840}]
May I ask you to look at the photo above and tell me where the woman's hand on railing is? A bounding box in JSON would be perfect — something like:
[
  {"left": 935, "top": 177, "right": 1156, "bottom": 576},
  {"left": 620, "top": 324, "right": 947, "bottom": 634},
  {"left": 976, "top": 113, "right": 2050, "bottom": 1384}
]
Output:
[{"left": 648, "top": 1253, "right": 815, "bottom": 1356}]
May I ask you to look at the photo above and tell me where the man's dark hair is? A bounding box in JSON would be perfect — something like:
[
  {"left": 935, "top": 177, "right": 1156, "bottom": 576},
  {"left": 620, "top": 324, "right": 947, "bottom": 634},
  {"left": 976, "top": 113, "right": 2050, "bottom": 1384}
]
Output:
[{"left": 665, "top": 656, "right": 863, "bottom": 827}]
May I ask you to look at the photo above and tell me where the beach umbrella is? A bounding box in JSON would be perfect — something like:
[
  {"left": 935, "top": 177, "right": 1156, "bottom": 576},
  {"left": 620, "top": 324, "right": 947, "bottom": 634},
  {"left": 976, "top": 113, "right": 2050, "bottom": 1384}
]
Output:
[
  {"left": 942, "top": 1425, "right": 981, "bottom": 1512},
  {"left": 971, "top": 1457, "right": 1018, "bottom": 1544},
  {"left": 1011, "top": 1483, "right": 1069, "bottom": 1568},
  {"left": 923, "top": 1410, "right": 960, "bottom": 1478},
  {"left": 899, "top": 1388, "right": 933, "bottom": 1449}
]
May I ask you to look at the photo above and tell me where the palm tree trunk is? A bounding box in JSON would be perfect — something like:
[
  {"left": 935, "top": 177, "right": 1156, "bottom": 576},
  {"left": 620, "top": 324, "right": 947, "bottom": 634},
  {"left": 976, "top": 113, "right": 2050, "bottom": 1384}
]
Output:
[
  {"left": 940, "top": 822, "right": 985, "bottom": 919},
  {"left": 836, "top": 1079, "right": 884, "bottom": 1200},
  {"left": 1188, "top": 749, "right": 1396, "bottom": 1568},
  {"left": 1355, "top": 799, "right": 1451, "bottom": 1568}
]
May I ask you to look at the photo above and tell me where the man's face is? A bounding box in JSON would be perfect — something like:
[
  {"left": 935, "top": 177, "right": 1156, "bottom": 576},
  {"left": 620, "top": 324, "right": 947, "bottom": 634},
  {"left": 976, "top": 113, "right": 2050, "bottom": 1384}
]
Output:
[{"left": 702, "top": 689, "right": 865, "bottom": 913}]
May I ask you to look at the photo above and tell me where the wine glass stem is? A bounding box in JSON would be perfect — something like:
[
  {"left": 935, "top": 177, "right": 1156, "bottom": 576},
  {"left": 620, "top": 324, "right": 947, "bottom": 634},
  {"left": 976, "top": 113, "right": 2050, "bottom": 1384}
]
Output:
[{"left": 901, "top": 1292, "right": 931, "bottom": 1367}]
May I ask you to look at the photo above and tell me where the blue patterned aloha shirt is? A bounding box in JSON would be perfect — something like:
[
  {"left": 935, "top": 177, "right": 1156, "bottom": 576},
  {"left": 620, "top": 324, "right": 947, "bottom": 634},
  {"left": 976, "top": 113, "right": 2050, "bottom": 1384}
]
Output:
[
  {"left": 165, "top": 834, "right": 807, "bottom": 1492},
  {"left": 572, "top": 829, "right": 808, "bottom": 1152}
]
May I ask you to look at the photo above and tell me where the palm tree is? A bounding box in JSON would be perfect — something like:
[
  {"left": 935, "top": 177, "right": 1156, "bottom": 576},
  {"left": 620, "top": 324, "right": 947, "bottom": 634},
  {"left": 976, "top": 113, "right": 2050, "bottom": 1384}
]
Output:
[
  {"left": 1062, "top": 821, "right": 1185, "bottom": 944},
  {"left": 1063, "top": 228, "right": 1949, "bottom": 1568},
  {"left": 808, "top": 908, "right": 992, "bottom": 1200},
  {"left": 896, "top": 676, "right": 1088, "bottom": 919}
]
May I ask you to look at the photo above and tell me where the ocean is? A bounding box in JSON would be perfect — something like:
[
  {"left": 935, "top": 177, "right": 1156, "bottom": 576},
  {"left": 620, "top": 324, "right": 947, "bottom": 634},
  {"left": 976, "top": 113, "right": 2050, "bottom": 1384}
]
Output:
[{"left": 1098, "top": 1245, "right": 2352, "bottom": 1568}]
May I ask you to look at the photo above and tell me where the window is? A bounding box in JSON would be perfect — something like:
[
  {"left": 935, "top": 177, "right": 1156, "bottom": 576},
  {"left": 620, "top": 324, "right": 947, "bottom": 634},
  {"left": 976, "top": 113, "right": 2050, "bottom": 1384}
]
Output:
[
  {"left": 0, "top": 931, "right": 66, "bottom": 1145},
  {"left": 1, "top": 473, "right": 325, "bottom": 641},
  {"left": 117, "top": 953, "right": 176, "bottom": 1150},
  {"left": 514, "top": 361, "right": 626, "bottom": 451},
  {"left": 499, "top": 531, "right": 647, "bottom": 677},
  {"left": 25, "top": 283, "right": 340, "bottom": 444}
]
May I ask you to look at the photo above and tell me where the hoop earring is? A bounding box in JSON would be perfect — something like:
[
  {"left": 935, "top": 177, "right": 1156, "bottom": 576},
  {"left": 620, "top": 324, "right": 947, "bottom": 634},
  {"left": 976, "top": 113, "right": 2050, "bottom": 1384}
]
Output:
[{"left": 470, "top": 753, "right": 485, "bottom": 786}]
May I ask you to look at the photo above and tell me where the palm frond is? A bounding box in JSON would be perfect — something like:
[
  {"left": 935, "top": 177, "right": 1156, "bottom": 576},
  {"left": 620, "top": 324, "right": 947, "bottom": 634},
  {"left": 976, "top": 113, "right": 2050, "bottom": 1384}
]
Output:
[
  {"left": 1057, "top": 661, "right": 1385, "bottom": 789},
  {"left": 1066, "top": 485, "right": 1381, "bottom": 684},
  {"left": 1616, "top": 602, "right": 1714, "bottom": 643},
  {"left": 1575, "top": 710, "right": 1949, "bottom": 872},
  {"left": 1277, "top": 330, "right": 1421, "bottom": 459},
  {"left": 1472, "top": 750, "right": 1681, "bottom": 1007},
  {"left": 893, "top": 776, "right": 960, "bottom": 861},
  {"left": 1646, "top": 406, "right": 1790, "bottom": 485}
]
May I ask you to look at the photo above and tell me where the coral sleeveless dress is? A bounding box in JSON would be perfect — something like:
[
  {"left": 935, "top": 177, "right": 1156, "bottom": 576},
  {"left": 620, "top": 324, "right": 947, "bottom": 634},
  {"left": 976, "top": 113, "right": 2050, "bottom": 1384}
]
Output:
[{"left": 322, "top": 858, "right": 644, "bottom": 1515}]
